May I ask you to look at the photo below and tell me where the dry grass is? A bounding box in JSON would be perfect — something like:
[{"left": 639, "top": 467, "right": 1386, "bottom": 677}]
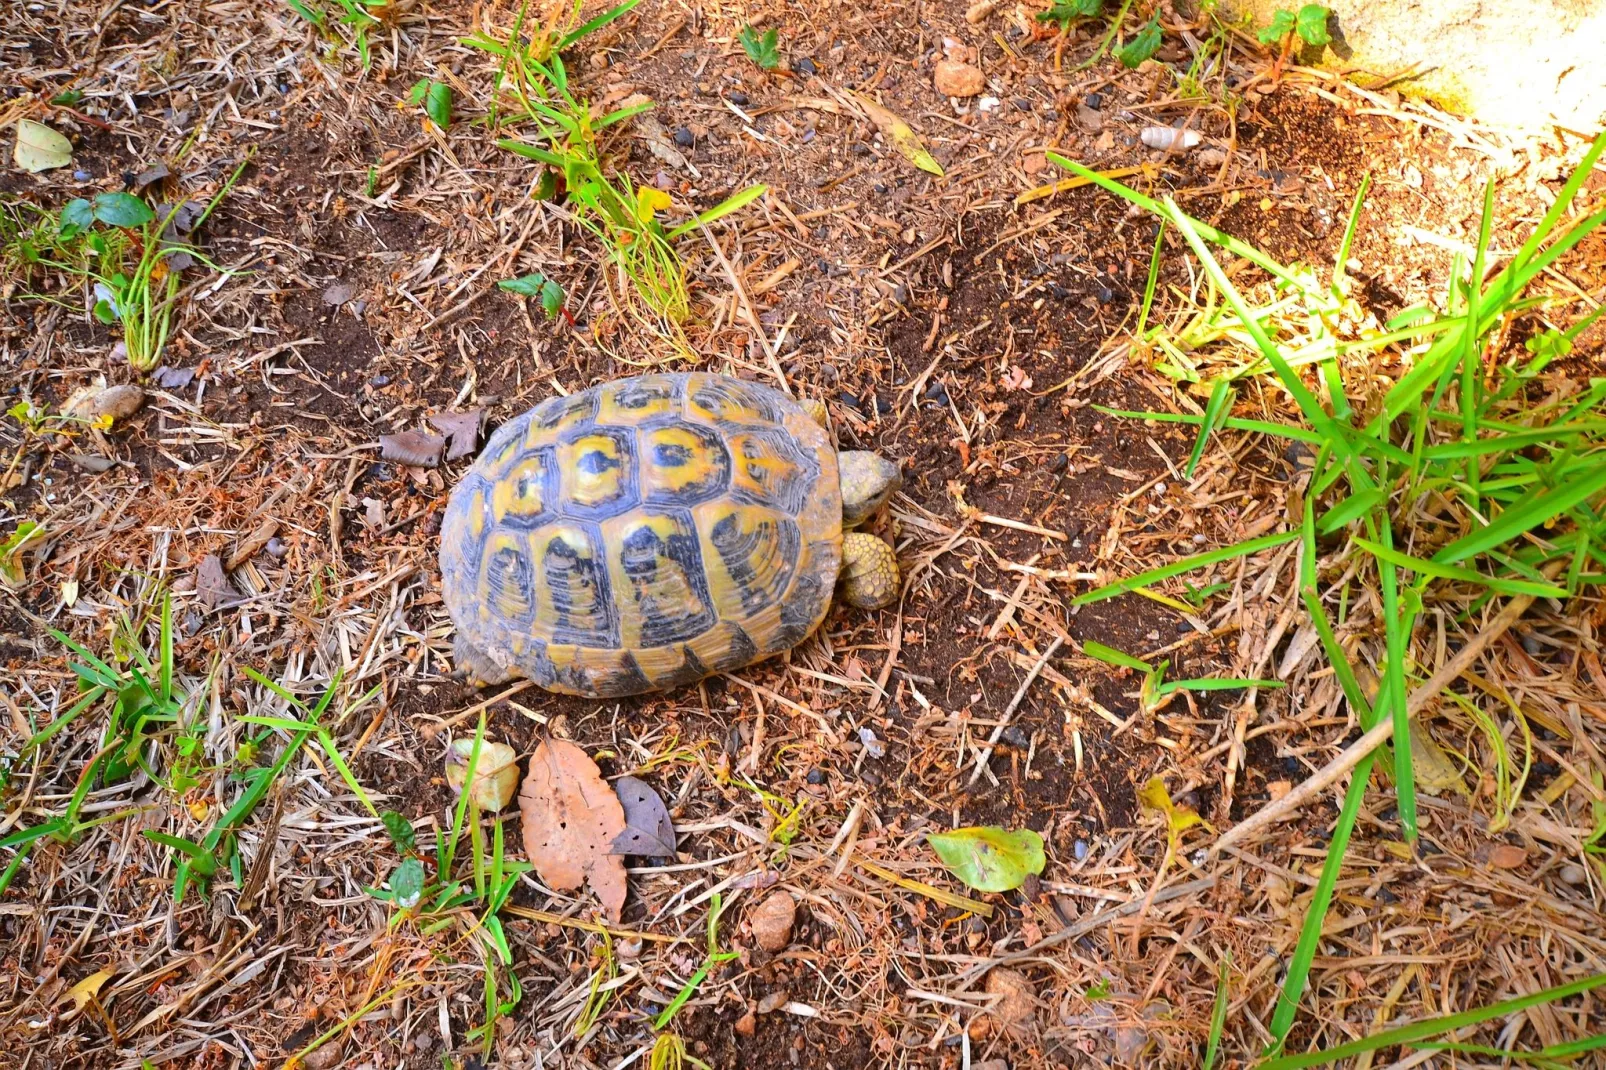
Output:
[{"left": 2, "top": 1, "right": 1604, "bottom": 1068}]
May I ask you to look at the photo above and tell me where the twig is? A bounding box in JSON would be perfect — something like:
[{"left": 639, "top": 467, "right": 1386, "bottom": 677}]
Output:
[
  {"left": 967, "top": 636, "right": 1063, "bottom": 788},
  {"left": 696, "top": 221, "right": 791, "bottom": 395},
  {"left": 1210, "top": 587, "right": 1541, "bottom": 855},
  {"left": 953, "top": 876, "right": 1217, "bottom": 986}
]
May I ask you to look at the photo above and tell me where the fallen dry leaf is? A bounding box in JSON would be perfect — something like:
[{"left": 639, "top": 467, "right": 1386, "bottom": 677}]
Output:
[
  {"left": 1485, "top": 843, "right": 1527, "bottom": 869},
  {"left": 379, "top": 430, "right": 444, "bottom": 468},
  {"left": 852, "top": 92, "right": 944, "bottom": 177},
  {"left": 984, "top": 967, "right": 1035, "bottom": 1038},
  {"left": 151, "top": 365, "right": 196, "bottom": 390},
  {"left": 62, "top": 968, "right": 113, "bottom": 1014},
  {"left": 427, "top": 409, "right": 484, "bottom": 461},
  {"left": 610, "top": 775, "right": 676, "bottom": 858},
  {"left": 446, "top": 737, "right": 520, "bottom": 811},
  {"left": 195, "top": 553, "right": 237, "bottom": 609},
  {"left": 520, "top": 739, "right": 628, "bottom": 921}
]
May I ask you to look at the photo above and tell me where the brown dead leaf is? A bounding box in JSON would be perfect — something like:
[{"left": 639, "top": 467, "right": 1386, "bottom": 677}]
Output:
[
  {"left": 195, "top": 554, "right": 237, "bottom": 610},
  {"left": 427, "top": 409, "right": 484, "bottom": 461},
  {"left": 379, "top": 430, "right": 444, "bottom": 468},
  {"left": 520, "top": 740, "right": 628, "bottom": 921},
  {"left": 226, "top": 519, "right": 280, "bottom": 571}
]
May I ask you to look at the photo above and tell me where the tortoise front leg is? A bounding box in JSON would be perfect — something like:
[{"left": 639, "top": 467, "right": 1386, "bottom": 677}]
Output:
[
  {"left": 839, "top": 532, "right": 899, "bottom": 609},
  {"left": 454, "top": 632, "right": 513, "bottom": 687}
]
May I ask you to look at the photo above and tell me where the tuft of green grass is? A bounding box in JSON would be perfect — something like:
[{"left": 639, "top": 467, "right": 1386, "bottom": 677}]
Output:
[
  {"left": 493, "top": 55, "right": 765, "bottom": 349},
  {"left": 1050, "top": 127, "right": 1606, "bottom": 1054},
  {"left": 285, "top": 0, "right": 390, "bottom": 70}
]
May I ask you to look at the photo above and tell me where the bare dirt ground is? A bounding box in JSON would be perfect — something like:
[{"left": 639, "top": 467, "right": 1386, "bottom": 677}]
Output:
[{"left": 3, "top": 1, "right": 1605, "bottom": 1068}]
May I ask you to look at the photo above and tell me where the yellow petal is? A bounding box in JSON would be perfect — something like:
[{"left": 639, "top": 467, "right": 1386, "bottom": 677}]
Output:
[
  {"left": 636, "top": 186, "right": 672, "bottom": 221},
  {"left": 64, "top": 969, "right": 114, "bottom": 1014},
  {"left": 852, "top": 92, "right": 944, "bottom": 177},
  {"left": 1138, "top": 776, "right": 1210, "bottom": 848}
]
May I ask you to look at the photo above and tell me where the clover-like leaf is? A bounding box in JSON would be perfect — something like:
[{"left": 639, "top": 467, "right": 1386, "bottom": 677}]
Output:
[{"left": 927, "top": 826, "right": 1045, "bottom": 893}]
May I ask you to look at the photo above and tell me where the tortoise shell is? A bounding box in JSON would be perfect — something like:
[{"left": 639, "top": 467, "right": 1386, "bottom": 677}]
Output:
[{"left": 440, "top": 373, "right": 842, "bottom": 698}]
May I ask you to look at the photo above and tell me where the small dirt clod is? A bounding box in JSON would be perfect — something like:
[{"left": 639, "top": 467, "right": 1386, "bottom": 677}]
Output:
[{"left": 749, "top": 889, "right": 796, "bottom": 952}]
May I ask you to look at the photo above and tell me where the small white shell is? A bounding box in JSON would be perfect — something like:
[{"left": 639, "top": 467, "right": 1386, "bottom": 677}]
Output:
[{"left": 1140, "top": 127, "right": 1204, "bottom": 151}]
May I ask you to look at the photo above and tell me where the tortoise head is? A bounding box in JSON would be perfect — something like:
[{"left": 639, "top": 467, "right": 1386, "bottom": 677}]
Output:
[{"left": 838, "top": 451, "right": 901, "bottom": 528}]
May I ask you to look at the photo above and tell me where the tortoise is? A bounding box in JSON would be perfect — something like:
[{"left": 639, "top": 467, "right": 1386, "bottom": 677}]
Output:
[{"left": 439, "top": 372, "right": 902, "bottom": 698}]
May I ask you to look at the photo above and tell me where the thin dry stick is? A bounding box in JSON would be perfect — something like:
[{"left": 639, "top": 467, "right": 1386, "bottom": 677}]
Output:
[
  {"left": 697, "top": 221, "right": 791, "bottom": 395},
  {"left": 954, "top": 876, "right": 1217, "bottom": 986},
  {"left": 966, "top": 636, "right": 1064, "bottom": 788},
  {"left": 1211, "top": 587, "right": 1540, "bottom": 855}
]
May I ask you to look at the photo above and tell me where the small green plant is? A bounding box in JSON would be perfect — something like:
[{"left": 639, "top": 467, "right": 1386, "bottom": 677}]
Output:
[
  {"left": 1116, "top": 13, "right": 1163, "bottom": 67},
  {"left": 1050, "top": 127, "right": 1606, "bottom": 1055},
  {"left": 737, "top": 24, "right": 781, "bottom": 70},
  {"left": 1257, "top": 4, "right": 1331, "bottom": 49},
  {"left": 406, "top": 77, "right": 452, "bottom": 129},
  {"left": 0, "top": 520, "right": 47, "bottom": 588},
  {"left": 285, "top": 0, "right": 390, "bottom": 69},
  {"left": 495, "top": 57, "right": 766, "bottom": 345},
  {"left": 498, "top": 271, "right": 566, "bottom": 319},
  {"left": 364, "top": 715, "right": 533, "bottom": 1054},
  {"left": 1037, "top": 0, "right": 1103, "bottom": 31},
  {"left": 1082, "top": 640, "right": 1282, "bottom": 712},
  {"left": 461, "top": 0, "right": 640, "bottom": 130},
  {"left": 652, "top": 891, "right": 739, "bottom": 1032}
]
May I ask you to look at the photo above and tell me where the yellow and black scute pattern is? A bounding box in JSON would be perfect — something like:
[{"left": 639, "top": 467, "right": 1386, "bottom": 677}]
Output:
[{"left": 440, "top": 374, "right": 843, "bottom": 697}]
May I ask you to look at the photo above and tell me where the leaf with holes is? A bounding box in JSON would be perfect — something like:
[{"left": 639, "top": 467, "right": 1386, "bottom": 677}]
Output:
[
  {"left": 520, "top": 739, "right": 628, "bottom": 920},
  {"left": 927, "top": 826, "right": 1045, "bottom": 893},
  {"left": 610, "top": 775, "right": 677, "bottom": 858}
]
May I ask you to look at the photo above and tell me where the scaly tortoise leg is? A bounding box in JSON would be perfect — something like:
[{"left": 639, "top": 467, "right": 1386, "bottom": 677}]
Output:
[
  {"left": 839, "top": 531, "right": 899, "bottom": 609},
  {"left": 454, "top": 632, "right": 513, "bottom": 687}
]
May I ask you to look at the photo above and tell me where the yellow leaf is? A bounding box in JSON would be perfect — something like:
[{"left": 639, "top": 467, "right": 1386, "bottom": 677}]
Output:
[
  {"left": 1138, "top": 776, "right": 1211, "bottom": 848},
  {"left": 188, "top": 798, "right": 210, "bottom": 821},
  {"left": 1405, "top": 720, "right": 1469, "bottom": 797},
  {"left": 64, "top": 969, "right": 113, "bottom": 1014},
  {"left": 635, "top": 185, "right": 672, "bottom": 222},
  {"left": 61, "top": 578, "right": 79, "bottom": 607},
  {"left": 14, "top": 119, "right": 73, "bottom": 173},
  {"left": 852, "top": 92, "right": 944, "bottom": 177}
]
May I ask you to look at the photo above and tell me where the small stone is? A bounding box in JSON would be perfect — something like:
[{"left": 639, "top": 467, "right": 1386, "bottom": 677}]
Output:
[
  {"left": 73, "top": 169, "right": 92, "bottom": 182},
  {"left": 806, "top": 767, "right": 827, "bottom": 785},
  {"left": 792, "top": 56, "right": 817, "bottom": 76},
  {"left": 1559, "top": 863, "right": 1587, "bottom": 886},
  {"left": 750, "top": 890, "right": 796, "bottom": 952},
  {"left": 734, "top": 1010, "right": 757, "bottom": 1036},
  {"left": 728, "top": 90, "right": 749, "bottom": 106},
  {"left": 974, "top": 1061, "right": 1010, "bottom": 1070},
  {"left": 756, "top": 990, "right": 788, "bottom": 1014},
  {"left": 64, "top": 383, "right": 145, "bottom": 425},
  {"left": 1083, "top": 91, "right": 1103, "bottom": 110},
  {"left": 1096, "top": 286, "right": 1116, "bottom": 304},
  {"left": 1000, "top": 725, "right": 1030, "bottom": 749},
  {"left": 1073, "top": 839, "right": 1088, "bottom": 861},
  {"left": 985, "top": 968, "right": 1034, "bottom": 1037},
  {"left": 934, "top": 59, "right": 985, "bottom": 98},
  {"left": 672, "top": 125, "right": 694, "bottom": 147},
  {"left": 301, "top": 1044, "right": 343, "bottom": 1070},
  {"left": 1485, "top": 843, "right": 1527, "bottom": 869}
]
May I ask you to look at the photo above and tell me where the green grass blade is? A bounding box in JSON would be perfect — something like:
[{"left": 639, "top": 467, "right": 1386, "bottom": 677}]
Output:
[
  {"left": 1355, "top": 538, "right": 1568, "bottom": 598},
  {"left": 1157, "top": 676, "right": 1284, "bottom": 694},
  {"left": 1433, "top": 462, "right": 1606, "bottom": 565},
  {"left": 1092, "top": 405, "right": 1325, "bottom": 443},
  {"left": 1135, "top": 219, "right": 1166, "bottom": 343},
  {"left": 1072, "top": 530, "right": 1299, "bottom": 606},
  {"left": 1081, "top": 641, "right": 1154, "bottom": 672},
  {"left": 1315, "top": 487, "right": 1387, "bottom": 535},
  {"left": 1185, "top": 379, "right": 1235, "bottom": 479},
  {"left": 496, "top": 138, "right": 567, "bottom": 167},
  {"left": 665, "top": 183, "right": 768, "bottom": 240},
  {"left": 1300, "top": 493, "right": 1373, "bottom": 723},
  {"left": 557, "top": 0, "right": 640, "bottom": 49},
  {"left": 1204, "top": 955, "right": 1230, "bottom": 1070},
  {"left": 1265, "top": 748, "right": 1379, "bottom": 1048},
  {"left": 1375, "top": 520, "right": 1418, "bottom": 842},
  {"left": 1261, "top": 973, "right": 1606, "bottom": 1069}
]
